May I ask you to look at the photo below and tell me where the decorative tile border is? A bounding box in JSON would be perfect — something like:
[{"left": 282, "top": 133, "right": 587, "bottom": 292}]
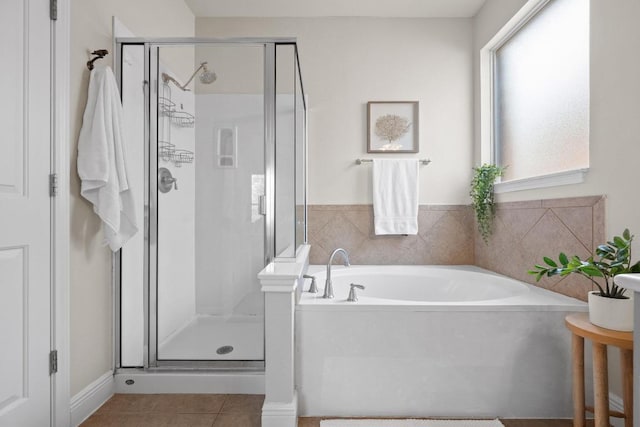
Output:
[{"left": 307, "top": 195, "right": 605, "bottom": 301}]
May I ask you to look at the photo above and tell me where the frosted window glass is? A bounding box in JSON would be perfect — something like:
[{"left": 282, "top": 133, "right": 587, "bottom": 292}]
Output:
[{"left": 495, "top": 0, "right": 589, "bottom": 181}]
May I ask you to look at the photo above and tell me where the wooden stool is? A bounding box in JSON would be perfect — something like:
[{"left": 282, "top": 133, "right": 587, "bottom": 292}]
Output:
[{"left": 565, "top": 312, "right": 634, "bottom": 427}]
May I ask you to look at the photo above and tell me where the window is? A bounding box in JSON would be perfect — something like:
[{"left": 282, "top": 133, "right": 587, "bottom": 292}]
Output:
[{"left": 483, "top": 0, "right": 589, "bottom": 191}]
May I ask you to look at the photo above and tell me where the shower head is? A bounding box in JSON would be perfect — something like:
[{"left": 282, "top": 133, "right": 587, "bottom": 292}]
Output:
[
  {"left": 161, "top": 61, "right": 216, "bottom": 91},
  {"left": 199, "top": 62, "right": 217, "bottom": 84}
]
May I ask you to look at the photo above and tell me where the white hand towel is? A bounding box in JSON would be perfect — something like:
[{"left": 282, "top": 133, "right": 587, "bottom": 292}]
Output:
[
  {"left": 373, "top": 159, "right": 419, "bottom": 235},
  {"left": 78, "top": 65, "right": 138, "bottom": 251}
]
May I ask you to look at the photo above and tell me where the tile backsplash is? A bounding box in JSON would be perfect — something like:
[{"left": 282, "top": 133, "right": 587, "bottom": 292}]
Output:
[
  {"left": 307, "top": 195, "right": 605, "bottom": 301},
  {"left": 475, "top": 195, "right": 605, "bottom": 301},
  {"left": 308, "top": 204, "right": 475, "bottom": 266}
]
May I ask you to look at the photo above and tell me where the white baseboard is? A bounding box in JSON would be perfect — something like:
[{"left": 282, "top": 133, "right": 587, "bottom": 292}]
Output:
[
  {"left": 70, "top": 371, "right": 115, "bottom": 426},
  {"left": 262, "top": 391, "right": 298, "bottom": 427}
]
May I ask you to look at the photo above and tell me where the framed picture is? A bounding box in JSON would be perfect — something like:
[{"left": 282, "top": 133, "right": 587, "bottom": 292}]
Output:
[{"left": 367, "top": 101, "right": 419, "bottom": 153}]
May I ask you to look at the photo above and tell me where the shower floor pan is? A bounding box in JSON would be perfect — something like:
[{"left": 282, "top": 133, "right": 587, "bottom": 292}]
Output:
[{"left": 158, "top": 315, "right": 264, "bottom": 361}]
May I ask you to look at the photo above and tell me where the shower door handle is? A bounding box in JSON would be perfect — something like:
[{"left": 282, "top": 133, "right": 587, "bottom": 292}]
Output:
[{"left": 258, "top": 195, "right": 266, "bottom": 216}]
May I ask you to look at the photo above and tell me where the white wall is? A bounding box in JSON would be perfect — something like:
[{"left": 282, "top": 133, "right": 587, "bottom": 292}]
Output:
[
  {"left": 195, "top": 17, "right": 474, "bottom": 205},
  {"left": 70, "top": 0, "right": 194, "bottom": 395},
  {"left": 473, "top": 0, "right": 640, "bottom": 404}
]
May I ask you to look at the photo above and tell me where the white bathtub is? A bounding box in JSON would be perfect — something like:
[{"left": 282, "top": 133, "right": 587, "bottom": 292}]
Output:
[{"left": 295, "top": 265, "right": 589, "bottom": 418}]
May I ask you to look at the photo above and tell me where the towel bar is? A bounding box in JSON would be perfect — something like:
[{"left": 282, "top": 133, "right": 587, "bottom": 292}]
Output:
[{"left": 355, "top": 158, "right": 431, "bottom": 165}]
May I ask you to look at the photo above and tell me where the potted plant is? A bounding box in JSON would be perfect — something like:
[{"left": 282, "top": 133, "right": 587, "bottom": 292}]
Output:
[
  {"left": 529, "top": 229, "right": 640, "bottom": 331},
  {"left": 470, "top": 164, "right": 506, "bottom": 244}
]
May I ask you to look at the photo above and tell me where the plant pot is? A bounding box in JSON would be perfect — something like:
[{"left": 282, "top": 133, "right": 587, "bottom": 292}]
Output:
[{"left": 588, "top": 291, "right": 634, "bottom": 332}]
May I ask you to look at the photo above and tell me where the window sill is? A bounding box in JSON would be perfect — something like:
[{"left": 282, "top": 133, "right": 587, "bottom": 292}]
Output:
[{"left": 493, "top": 168, "right": 589, "bottom": 194}]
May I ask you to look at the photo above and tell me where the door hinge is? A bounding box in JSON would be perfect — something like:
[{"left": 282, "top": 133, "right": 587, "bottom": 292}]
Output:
[
  {"left": 49, "top": 350, "right": 58, "bottom": 375},
  {"left": 49, "top": 173, "right": 58, "bottom": 197},
  {"left": 50, "top": 0, "right": 57, "bottom": 20}
]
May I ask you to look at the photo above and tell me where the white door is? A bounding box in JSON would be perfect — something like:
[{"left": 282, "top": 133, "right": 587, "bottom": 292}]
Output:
[{"left": 0, "top": 0, "right": 52, "bottom": 426}]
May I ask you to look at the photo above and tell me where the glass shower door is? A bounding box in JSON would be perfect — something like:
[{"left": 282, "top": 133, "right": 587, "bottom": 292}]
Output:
[
  {"left": 153, "top": 44, "right": 266, "bottom": 363},
  {"left": 117, "top": 38, "right": 306, "bottom": 370}
]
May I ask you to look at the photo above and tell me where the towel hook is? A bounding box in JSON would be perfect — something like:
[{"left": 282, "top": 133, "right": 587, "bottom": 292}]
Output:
[{"left": 87, "top": 49, "right": 109, "bottom": 71}]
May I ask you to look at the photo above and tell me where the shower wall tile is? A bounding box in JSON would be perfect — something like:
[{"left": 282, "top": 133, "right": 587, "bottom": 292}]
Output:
[
  {"left": 307, "top": 205, "right": 475, "bottom": 266},
  {"left": 475, "top": 195, "right": 606, "bottom": 301}
]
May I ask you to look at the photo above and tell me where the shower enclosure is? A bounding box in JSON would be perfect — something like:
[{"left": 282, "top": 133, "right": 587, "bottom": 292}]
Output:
[{"left": 115, "top": 39, "right": 306, "bottom": 370}]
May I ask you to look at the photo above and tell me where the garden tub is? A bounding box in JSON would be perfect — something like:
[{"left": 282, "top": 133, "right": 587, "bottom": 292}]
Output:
[{"left": 296, "top": 265, "right": 589, "bottom": 418}]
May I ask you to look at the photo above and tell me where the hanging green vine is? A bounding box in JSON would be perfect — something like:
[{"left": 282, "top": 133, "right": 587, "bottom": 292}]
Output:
[{"left": 470, "top": 164, "right": 506, "bottom": 244}]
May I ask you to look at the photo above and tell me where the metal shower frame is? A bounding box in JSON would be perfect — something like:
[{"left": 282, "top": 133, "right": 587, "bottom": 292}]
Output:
[{"left": 113, "top": 37, "right": 307, "bottom": 371}]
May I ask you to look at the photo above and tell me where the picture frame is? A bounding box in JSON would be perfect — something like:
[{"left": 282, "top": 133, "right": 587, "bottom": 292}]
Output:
[{"left": 367, "top": 101, "right": 419, "bottom": 153}]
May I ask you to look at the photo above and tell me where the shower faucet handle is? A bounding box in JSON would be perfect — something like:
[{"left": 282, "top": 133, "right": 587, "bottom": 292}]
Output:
[
  {"left": 158, "top": 167, "right": 178, "bottom": 193},
  {"left": 303, "top": 274, "right": 318, "bottom": 293},
  {"left": 162, "top": 175, "right": 178, "bottom": 190},
  {"left": 347, "top": 283, "right": 365, "bottom": 302}
]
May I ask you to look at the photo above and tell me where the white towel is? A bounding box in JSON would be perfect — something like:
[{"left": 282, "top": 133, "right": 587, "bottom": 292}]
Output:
[
  {"left": 373, "top": 159, "right": 419, "bottom": 235},
  {"left": 78, "top": 65, "right": 137, "bottom": 251}
]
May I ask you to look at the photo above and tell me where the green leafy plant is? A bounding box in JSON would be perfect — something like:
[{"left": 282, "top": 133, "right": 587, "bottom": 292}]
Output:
[
  {"left": 470, "top": 164, "right": 506, "bottom": 244},
  {"left": 528, "top": 229, "right": 640, "bottom": 299}
]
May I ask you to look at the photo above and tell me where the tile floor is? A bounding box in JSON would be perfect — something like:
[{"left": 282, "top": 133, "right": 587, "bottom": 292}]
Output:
[
  {"left": 82, "top": 394, "right": 594, "bottom": 427},
  {"left": 81, "top": 394, "right": 263, "bottom": 427}
]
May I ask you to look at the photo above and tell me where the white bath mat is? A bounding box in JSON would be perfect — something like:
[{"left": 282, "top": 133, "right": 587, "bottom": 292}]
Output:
[{"left": 320, "top": 420, "right": 504, "bottom": 427}]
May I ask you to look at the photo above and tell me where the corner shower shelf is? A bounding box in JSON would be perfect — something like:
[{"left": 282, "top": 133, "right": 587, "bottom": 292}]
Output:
[
  {"left": 158, "top": 96, "right": 195, "bottom": 128},
  {"left": 171, "top": 149, "right": 194, "bottom": 167},
  {"left": 158, "top": 142, "right": 193, "bottom": 167},
  {"left": 157, "top": 83, "right": 196, "bottom": 166},
  {"left": 158, "top": 97, "right": 176, "bottom": 117},
  {"left": 158, "top": 141, "right": 175, "bottom": 161},
  {"left": 170, "top": 110, "right": 195, "bottom": 128}
]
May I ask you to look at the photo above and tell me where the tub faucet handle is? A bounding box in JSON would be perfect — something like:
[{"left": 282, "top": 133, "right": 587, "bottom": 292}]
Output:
[
  {"left": 347, "top": 283, "right": 365, "bottom": 302},
  {"left": 303, "top": 274, "right": 318, "bottom": 293}
]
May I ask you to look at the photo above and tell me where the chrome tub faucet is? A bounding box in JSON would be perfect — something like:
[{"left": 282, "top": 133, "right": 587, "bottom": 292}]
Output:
[{"left": 324, "top": 248, "right": 350, "bottom": 299}]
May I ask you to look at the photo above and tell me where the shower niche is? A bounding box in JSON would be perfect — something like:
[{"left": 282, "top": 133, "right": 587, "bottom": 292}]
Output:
[{"left": 116, "top": 40, "right": 306, "bottom": 369}]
